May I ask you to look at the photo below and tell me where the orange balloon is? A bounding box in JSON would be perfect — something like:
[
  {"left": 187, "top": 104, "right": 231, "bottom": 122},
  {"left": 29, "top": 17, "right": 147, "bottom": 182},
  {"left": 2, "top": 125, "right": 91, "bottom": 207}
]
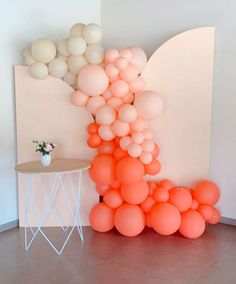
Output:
[
  {"left": 145, "top": 213, "right": 152, "bottom": 228},
  {"left": 114, "top": 136, "right": 121, "bottom": 145},
  {"left": 116, "top": 157, "right": 145, "bottom": 184},
  {"left": 207, "top": 207, "right": 221, "bottom": 224},
  {"left": 114, "top": 204, "right": 145, "bottom": 236},
  {"left": 140, "top": 196, "right": 156, "bottom": 213},
  {"left": 169, "top": 187, "right": 192, "bottom": 212},
  {"left": 197, "top": 205, "right": 214, "bottom": 221},
  {"left": 87, "top": 122, "right": 99, "bottom": 134},
  {"left": 89, "top": 202, "right": 114, "bottom": 232},
  {"left": 158, "top": 179, "right": 174, "bottom": 191},
  {"left": 147, "top": 181, "right": 157, "bottom": 195},
  {"left": 179, "top": 210, "right": 206, "bottom": 239},
  {"left": 87, "top": 133, "right": 102, "bottom": 148},
  {"left": 97, "top": 140, "right": 116, "bottom": 154},
  {"left": 150, "top": 203, "right": 181, "bottom": 235},
  {"left": 111, "top": 179, "right": 121, "bottom": 189},
  {"left": 113, "top": 147, "right": 127, "bottom": 161},
  {"left": 152, "top": 143, "right": 160, "bottom": 159},
  {"left": 104, "top": 189, "right": 123, "bottom": 208},
  {"left": 89, "top": 154, "right": 116, "bottom": 185},
  {"left": 153, "top": 186, "right": 169, "bottom": 203},
  {"left": 192, "top": 180, "right": 220, "bottom": 206},
  {"left": 96, "top": 184, "right": 110, "bottom": 196},
  {"left": 121, "top": 180, "right": 149, "bottom": 204},
  {"left": 191, "top": 199, "right": 199, "bottom": 210},
  {"left": 145, "top": 159, "right": 161, "bottom": 175}
]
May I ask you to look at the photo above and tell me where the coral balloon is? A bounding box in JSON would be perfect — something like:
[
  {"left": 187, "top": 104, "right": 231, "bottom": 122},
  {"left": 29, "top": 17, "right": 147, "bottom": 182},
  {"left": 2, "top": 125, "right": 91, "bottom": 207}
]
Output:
[
  {"left": 77, "top": 64, "right": 109, "bottom": 96},
  {"left": 145, "top": 159, "right": 161, "bottom": 175},
  {"left": 89, "top": 154, "right": 116, "bottom": 185},
  {"left": 112, "top": 119, "right": 130, "bottom": 137},
  {"left": 96, "top": 105, "right": 116, "bottom": 125},
  {"left": 71, "top": 90, "right": 89, "bottom": 106},
  {"left": 128, "top": 47, "right": 147, "bottom": 73},
  {"left": 113, "top": 147, "right": 127, "bottom": 161},
  {"left": 148, "top": 181, "right": 157, "bottom": 195},
  {"left": 98, "top": 125, "right": 115, "bottom": 141},
  {"left": 114, "top": 204, "right": 145, "bottom": 237},
  {"left": 191, "top": 199, "right": 199, "bottom": 210},
  {"left": 153, "top": 187, "right": 169, "bottom": 202},
  {"left": 116, "top": 157, "right": 145, "bottom": 184},
  {"left": 87, "top": 122, "right": 99, "bottom": 134},
  {"left": 198, "top": 205, "right": 214, "bottom": 221},
  {"left": 145, "top": 214, "right": 152, "bottom": 228},
  {"left": 89, "top": 203, "right": 114, "bottom": 232},
  {"left": 207, "top": 207, "right": 221, "bottom": 224},
  {"left": 158, "top": 179, "right": 174, "bottom": 191},
  {"left": 97, "top": 140, "right": 116, "bottom": 155},
  {"left": 121, "top": 180, "right": 149, "bottom": 204},
  {"left": 150, "top": 203, "right": 181, "bottom": 235},
  {"left": 152, "top": 143, "right": 160, "bottom": 158},
  {"left": 103, "top": 189, "right": 123, "bottom": 209},
  {"left": 118, "top": 104, "right": 138, "bottom": 123},
  {"left": 96, "top": 184, "right": 109, "bottom": 196},
  {"left": 87, "top": 96, "right": 106, "bottom": 114},
  {"left": 110, "top": 80, "right": 129, "bottom": 97},
  {"left": 130, "top": 118, "right": 148, "bottom": 132},
  {"left": 140, "top": 196, "right": 156, "bottom": 213},
  {"left": 87, "top": 133, "right": 102, "bottom": 148},
  {"left": 192, "top": 180, "right": 220, "bottom": 206},
  {"left": 179, "top": 210, "right": 206, "bottom": 239},
  {"left": 169, "top": 187, "right": 192, "bottom": 212}
]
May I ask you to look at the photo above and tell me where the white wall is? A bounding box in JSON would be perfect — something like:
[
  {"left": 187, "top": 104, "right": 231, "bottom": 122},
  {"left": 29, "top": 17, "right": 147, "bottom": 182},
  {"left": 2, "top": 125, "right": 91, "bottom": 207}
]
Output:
[
  {"left": 102, "top": 0, "right": 236, "bottom": 219},
  {"left": 0, "top": 0, "right": 101, "bottom": 225}
]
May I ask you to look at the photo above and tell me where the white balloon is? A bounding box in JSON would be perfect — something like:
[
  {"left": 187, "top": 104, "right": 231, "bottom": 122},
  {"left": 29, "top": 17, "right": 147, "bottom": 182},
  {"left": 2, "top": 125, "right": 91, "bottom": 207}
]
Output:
[
  {"left": 24, "top": 54, "right": 36, "bottom": 66},
  {"left": 48, "top": 58, "right": 68, "bottom": 78},
  {"left": 85, "top": 44, "right": 104, "bottom": 64},
  {"left": 67, "top": 56, "right": 87, "bottom": 74},
  {"left": 63, "top": 72, "right": 77, "bottom": 86},
  {"left": 21, "top": 48, "right": 30, "bottom": 57},
  {"left": 29, "top": 63, "right": 48, "bottom": 79},
  {"left": 31, "top": 39, "right": 56, "bottom": 63},
  {"left": 67, "top": 36, "right": 86, "bottom": 56},
  {"left": 82, "top": 23, "right": 103, "bottom": 44},
  {"left": 69, "top": 23, "right": 85, "bottom": 36},
  {"left": 57, "top": 54, "right": 67, "bottom": 61},
  {"left": 57, "top": 39, "right": 70, "bottom": 56}
]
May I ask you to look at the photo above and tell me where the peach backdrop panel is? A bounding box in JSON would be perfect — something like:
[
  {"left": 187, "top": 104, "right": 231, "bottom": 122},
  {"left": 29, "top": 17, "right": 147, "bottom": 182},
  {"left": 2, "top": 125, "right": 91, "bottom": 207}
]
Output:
[
  {"left": 15, "top": 66, "right": 98, "bottom": 226},
  {"left": 141, "top": 27, "right": 214, "bottom": 186}
]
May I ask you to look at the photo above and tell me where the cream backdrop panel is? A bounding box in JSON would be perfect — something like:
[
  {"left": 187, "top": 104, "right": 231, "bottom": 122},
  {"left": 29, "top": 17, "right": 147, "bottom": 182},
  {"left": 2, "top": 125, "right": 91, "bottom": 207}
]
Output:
[
  {"left": 142, "top": 27, "right": 214, "bottom": 186},
  {"left": 15, "top": 66, "right": 98, "bottom": 226}
]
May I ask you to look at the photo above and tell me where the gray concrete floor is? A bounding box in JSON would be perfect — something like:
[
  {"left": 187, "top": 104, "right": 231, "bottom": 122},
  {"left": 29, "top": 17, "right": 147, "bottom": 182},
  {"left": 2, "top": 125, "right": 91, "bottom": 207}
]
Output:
[{"left": 0, "top": 224, "right": 236, "bottom": 284}]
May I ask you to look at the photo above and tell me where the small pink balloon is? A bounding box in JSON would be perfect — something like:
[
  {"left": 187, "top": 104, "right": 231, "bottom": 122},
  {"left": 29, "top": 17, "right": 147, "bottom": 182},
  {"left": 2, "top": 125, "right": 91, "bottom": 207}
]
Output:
[
  {"left": 142, "top": 139, "right": 155, "bottom": 152},
  {"left": 127, "top": 143, "right": 142, "bottom": 158},
  {"left": 118, "top": 104, "right": 138, "bottom": 123},
  {"left": 114, "top": 57, "right": 128, "bottom": 70},
  {"left": 132, "top": 132, "right": 144, "bottom": 144},
  {"left": 109, "top": 75, "right": 119, "bottom": 83},
  {"left": 71, "top": 90, "right": 89, "bottom": 106},
  {"left": 120, "top": 136, "right": 132, "bottom": 150},
  {"left": 107, "top": 97, "right": 123, "bottom": 111},
  {"left": 120, "top": 64, "right": 139, "bottom": 82},
  {"left": 130, "top": 118, "right": 148, "bottom": 132},
  {"left": 103, "top": 88, "right": 112, "bottom": 100},
  {"left": 98, "top": 125, "right": 115, "bottom": 141},
  {"left": 123, "top": 92, "right": 134, "bottom": 104},
  {"left": 112, "top": 119, "right": 130, "bottom": 137},
  {"left": 77, "top": 64, "right": 109, "bottom": 97},
  {"left": 119, "top": 49, "right": 133, "bottom": 62},
  {"left": 129, "top": 47, "right": 147, "bottom": 73},
  {"left": 143, "top": 130, "right": 153, "bottom": 139},
  {"left": 105, "top": 63, "right": 119, "bottom": 77},
  {"left": 140, "top": 151, "right": 153, "bottom": 164},
  {"left": 110, "top": 80, "right": 129, "bottom": 97},
  {"left": 96, "top": 105, "right": 116, "bottom": 125},
  {"left": 87, "top": 96, "right": 106, "bottom": 114},
  {"left": 129, "top": 77, "right": 145, "bottom": 93},
  {"left": 105, "top": 49, "right": 119, "bottom": 63}
]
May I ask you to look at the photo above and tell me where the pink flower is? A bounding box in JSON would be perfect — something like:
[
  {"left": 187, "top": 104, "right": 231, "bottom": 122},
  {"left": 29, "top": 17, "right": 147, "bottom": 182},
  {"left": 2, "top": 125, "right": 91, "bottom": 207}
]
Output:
[{"left": 44, "top": 143, "right": 53, "bottom": 152}]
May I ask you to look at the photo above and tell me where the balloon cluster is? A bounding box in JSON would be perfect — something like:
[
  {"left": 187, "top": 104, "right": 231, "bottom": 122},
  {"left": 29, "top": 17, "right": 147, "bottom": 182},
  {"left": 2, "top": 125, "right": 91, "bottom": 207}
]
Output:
[{"left": 21, "top": 23, "right": 103, "bottom": 88}]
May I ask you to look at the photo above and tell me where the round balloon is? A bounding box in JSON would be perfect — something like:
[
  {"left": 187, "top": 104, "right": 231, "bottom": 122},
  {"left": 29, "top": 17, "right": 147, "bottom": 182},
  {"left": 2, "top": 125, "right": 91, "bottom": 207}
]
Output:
[
  {"left": 192, "top": 180, "right": 220, "bottom": 206},
  {"left": 121, "top": 180, "right": 149, "bottom": 204},
  {"left": 31, "top": 38, "right": 56, "bottom": 63},
  {"left": 169, "top": 187, "right": 192, "bottom": 212},
  {"left": 48, "top": 58, "right": 68, "bottom": 78},
  {"left": 103, "top": 189, "right": 123, "bottom": 209},
  {"left": 29, "top": 63, "right": 48, "bottom": 79}
]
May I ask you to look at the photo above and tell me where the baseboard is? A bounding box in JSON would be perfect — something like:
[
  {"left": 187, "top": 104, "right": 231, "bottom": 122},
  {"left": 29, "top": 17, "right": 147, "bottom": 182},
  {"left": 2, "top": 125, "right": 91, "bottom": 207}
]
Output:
[
  {"left": 220, "top": 217, "right": 236, "bottom": 226},
  {"left": 0, "top": 220, "right": 19, "bottom": 232}
]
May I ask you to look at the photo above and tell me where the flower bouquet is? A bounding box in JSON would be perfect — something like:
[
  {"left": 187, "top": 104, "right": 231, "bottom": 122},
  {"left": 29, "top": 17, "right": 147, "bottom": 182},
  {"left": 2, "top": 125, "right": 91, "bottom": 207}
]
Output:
[{"left": 33, "top": 140, "right": 57, "bottom": 166}]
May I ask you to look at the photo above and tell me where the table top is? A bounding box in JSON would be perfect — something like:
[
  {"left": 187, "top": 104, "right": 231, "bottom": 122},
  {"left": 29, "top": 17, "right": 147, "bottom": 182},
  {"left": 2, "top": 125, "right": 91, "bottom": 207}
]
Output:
[{"left": 15, "top": 159, "right": 90, "bottom": 174}]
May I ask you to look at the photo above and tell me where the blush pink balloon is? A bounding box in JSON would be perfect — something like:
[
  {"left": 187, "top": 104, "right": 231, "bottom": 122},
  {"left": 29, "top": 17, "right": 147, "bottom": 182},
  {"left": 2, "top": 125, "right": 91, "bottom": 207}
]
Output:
[
  {"left": 142, "top": 139, "right": 155, "bottom": 152},
  {"left": 107, "top": 97, "right": 123, "bottom": 111},
  {"left": 123, "top": 92, "right": 134, "bottom": 104},
  {"left": 71, "top": 90, "right": 89, "bottom": 106},
  {"left": 119, "top": 64, "right": 139, "bottom": 82},
  {"left": 105, "top": 49, "right": 119, "bottom": 63},
  {"left": 130, "top": 118, "right": 148, "bottom": 132},
  {"left": 119, "top": 49, "right": 133, "bottom": 62},
  {"left": 134, "top": 91, "right": 164, "bottom": 120},
  {"left": 109, "top": 75, "right": 119, "bottom": 83},
  {"left": 129, "top": 77, "right": 145, "bottom": 93},
  {"left": 77, "top": 64, "right": 109, "bottom": 96},
  {"left": 103, "top": 88, "right": 112, "bottom": 100},
  {"left": 87, "top": 96, "right": 106, "bottom": 115},
  {"left": 127, "top": 143, "right": 142, "bottom": 158},
  {"left": 110, "top": 80, "right": 129, "bottom": 97},
  {"left": 96, "top": 105, "right": 116, "bottom": 125},
  {"left": 105, "top": 63, "right": 119, "bottom": 77},
  {"left": 114, "top": 57, "right": 128, "bottom": 70},
  {"left": 143, "top": 130, "right": 153, "bottom": 139},
  {"left": 128, "top": 47, "right": 147, "bottom": 73},
  {"left": 132, "top": 132, "right": 144, "bottom": 144},
  {"left": 98, "top": 125, "right": 115, "bottom": 141},
  {"left": 120, "top": 136, "right": 132, "bottom": 150},
  {"left": 140, "top": 151, "right": 153, "bottom": 164},
  {"left": 112, "top": 119, "right": 130, "bottom": 137},
  {"left": 118, "top": 104, "right": 138, "bottom": 123}
]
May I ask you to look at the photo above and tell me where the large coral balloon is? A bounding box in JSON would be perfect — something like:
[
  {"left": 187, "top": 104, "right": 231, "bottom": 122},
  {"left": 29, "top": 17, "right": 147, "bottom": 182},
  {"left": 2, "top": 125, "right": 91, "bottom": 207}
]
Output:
[
  {"left": 89, "top": 203, "right": 114, "bottom": 232},
  {"left": 192, "top": 180, "right": 220, "bottom": 206},
  {"left": 121, "top": 180, "right": 149, "bottom": 204},
  {"left": 168, "top": 187, "right": 192, "bottom": 212}
]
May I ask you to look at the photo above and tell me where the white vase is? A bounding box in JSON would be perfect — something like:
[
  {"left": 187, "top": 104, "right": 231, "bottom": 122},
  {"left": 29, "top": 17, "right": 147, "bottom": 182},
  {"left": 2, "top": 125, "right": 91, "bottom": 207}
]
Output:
[{"left": 41, "top": 153, "right": 51, "bottom": 166}]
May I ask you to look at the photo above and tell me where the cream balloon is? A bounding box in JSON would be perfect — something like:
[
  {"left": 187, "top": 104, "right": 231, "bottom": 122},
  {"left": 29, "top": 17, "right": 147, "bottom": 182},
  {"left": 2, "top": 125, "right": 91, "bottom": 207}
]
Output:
[
  {"left": 85, "top": 44, "right": 104, "bottom": 64},
  {"left": 69, "top": 23, "right": 85, "bottom": 36},
  {"left": 21, "top": 48, "right": 30, "bottom": 57},
  {"left": 63, "top": 72, "right": 77, "bottom": 86},
  {"left": 31, "top": 39, "right": 56, "bottom": 63},
  {"left": 48, "top": 58, "right": 68, "bottom": 78},
  {"left": 24, "top": 54, "right": 36, "bottom": 66},
  {"left": 29, "top": 63, "right": 48, "bottom": 79},
  {"left": 82, "top": 23, "right": 103, "bottom": 44},
  {"left": 67, "top": 56, "right": 87, "bottom": 74},
  {"left": 67, "top": 36, "right": 86, "bottom": 56},
  {"left": 57, "top": 39, "right": 70, "bottom": 57}
]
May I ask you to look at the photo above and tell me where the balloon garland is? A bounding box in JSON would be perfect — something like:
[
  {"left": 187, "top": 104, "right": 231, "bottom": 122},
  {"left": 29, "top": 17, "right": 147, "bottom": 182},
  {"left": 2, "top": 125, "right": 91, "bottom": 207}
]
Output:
[{"left": 21, "top": 23, "right": 221, "bottom": 238}]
